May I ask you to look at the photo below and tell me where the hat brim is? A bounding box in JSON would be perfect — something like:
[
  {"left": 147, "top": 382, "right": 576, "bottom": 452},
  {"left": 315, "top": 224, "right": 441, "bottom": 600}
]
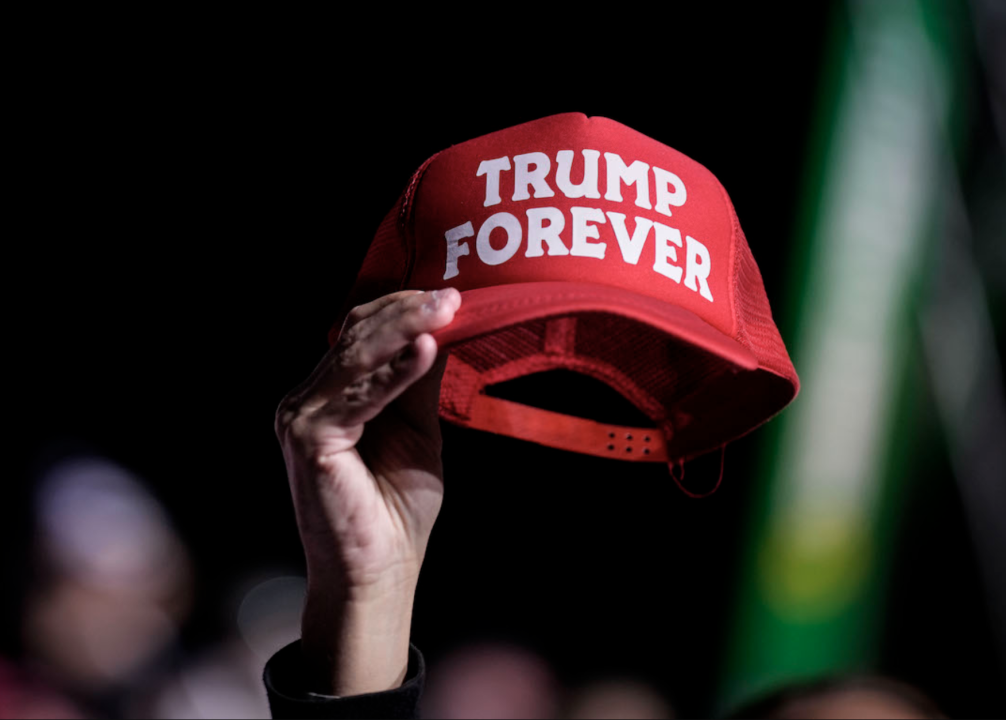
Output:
[{"left": 430, "top": 280, "right": 759, "bottom": 371}]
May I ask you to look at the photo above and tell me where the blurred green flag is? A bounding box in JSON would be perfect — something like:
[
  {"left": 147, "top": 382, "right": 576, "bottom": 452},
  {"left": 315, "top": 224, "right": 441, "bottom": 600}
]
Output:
[{"left": 720, "top": 0, "right": 965, "bottom": 710}]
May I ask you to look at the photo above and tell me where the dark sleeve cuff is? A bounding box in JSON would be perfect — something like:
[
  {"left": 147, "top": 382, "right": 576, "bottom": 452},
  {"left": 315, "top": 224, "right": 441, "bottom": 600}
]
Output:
[{"left": 263, "top": 640, "right": 425, "bottom": 719}]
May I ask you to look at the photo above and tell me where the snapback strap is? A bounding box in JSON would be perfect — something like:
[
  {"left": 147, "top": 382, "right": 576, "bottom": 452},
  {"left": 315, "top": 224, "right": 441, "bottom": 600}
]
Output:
[{"left": 466, "top": 393, "right": 668, "bottom": 462}]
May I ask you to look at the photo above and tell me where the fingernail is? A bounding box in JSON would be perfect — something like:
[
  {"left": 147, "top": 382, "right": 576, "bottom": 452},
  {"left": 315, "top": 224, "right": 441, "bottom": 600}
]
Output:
[{"left": 423, "top": 290, "right": 443, "bottom": 313}]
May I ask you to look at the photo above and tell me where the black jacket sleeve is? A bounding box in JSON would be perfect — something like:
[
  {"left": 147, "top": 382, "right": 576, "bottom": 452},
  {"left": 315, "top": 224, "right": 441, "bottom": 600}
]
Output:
[{"left": 263, "top": 640, "right": 425, "bottom": 719}]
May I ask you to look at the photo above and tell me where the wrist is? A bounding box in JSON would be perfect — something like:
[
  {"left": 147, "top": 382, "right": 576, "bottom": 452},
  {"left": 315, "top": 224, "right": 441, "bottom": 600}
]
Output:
[{"left": 300, "top": 581, "right": 418, "bottom": 696}]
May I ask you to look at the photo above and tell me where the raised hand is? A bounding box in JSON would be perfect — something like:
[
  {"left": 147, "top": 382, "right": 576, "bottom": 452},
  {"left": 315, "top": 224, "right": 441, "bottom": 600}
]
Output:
[{"left": 274, "top": 287, "right": 461, "bottom": 695}]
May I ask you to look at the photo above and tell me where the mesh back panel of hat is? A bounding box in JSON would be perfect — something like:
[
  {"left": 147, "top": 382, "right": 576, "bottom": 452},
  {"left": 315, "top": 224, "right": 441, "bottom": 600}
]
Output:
[{"left": 728, "top": 201, "right": 795, "bottom": 384}]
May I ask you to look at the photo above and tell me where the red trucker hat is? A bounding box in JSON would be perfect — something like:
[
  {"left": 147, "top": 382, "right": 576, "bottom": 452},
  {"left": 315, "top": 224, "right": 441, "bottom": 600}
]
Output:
[{"left": 332, "top": 113, "right": 799, "bottom": 471}]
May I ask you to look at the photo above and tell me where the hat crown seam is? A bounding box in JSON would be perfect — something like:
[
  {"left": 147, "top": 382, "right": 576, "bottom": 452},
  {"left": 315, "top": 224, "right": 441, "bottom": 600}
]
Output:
[{"left": 398, "top": 151, "right": 441, "bottom": 291}]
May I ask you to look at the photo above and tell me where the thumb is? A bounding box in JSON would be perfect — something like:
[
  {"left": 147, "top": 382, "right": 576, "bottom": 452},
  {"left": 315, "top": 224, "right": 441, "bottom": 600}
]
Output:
[{"left": 394, "top": 335, "right": 450, "bottom": 430}]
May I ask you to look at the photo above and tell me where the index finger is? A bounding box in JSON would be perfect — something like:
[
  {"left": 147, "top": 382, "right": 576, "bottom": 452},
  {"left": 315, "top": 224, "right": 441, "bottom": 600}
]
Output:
[
  {"left": 339, "top": 290, "right": 426, "bottom": 335},
  {"left": 284, "top": 290, "right": 430, "bottom": 410}
]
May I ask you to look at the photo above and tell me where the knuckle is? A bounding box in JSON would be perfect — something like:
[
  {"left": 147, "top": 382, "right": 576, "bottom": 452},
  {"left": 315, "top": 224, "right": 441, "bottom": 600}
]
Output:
[
  {"left": 288, "top": 413, "right": 315, "bottom": 441},
  {"left": 342, "top": 374, "right": 373, "bottom": 407},
  {"left": 335, "top": 343, "right": 364, "bottom": 373},
  {"left": 349, "top": 343, "right": 376, "bottom": 371},
  {"left": 275, "top": 407, "right": 316, "bottom": 446},
  {"left": 334, "top": 323, "right": 361, "bottom": 351},
  {"left": 373, "top": 363, "right": 403, "bottom": 391},
  {"left": 274, "top": 397, "right": 300, "bottom": 433},
  {"left": 345, "top": 305, "right": 368, "bottom": 326},
  {"left": 274, "top": 394, "right": 316, "bottom": 440}
]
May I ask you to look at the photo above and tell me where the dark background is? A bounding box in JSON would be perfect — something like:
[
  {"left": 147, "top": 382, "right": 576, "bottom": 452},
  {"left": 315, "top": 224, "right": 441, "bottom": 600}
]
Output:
[{"left": 8, "top": 5, "right": 1005, "bottom": 717}]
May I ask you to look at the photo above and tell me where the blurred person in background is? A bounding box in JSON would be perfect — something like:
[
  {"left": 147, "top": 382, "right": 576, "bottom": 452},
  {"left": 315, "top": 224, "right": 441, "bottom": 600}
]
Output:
[
  {"left": 724, "top": 675, "right": 946, "bottom": 719},
  {"left": 420, "top": 641, "right": 559, "bottom": 720},
  {"left": 7, "top": 455, "right": 195, "bottom": 718},
  {"left": 0, "top": 657, "right": 85, "bottom": 719},
  {"left": 563, "top": 677, "right": 673, "bottom": 720},
  {"left": 421, "top": 642, "right": 676, "bottom": 719},
  {"left": 137, "top": 574, "right": 306, "bottom": 719},
  {"left": 6, "top": 455, "right": 311, "bottom": 720}
]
